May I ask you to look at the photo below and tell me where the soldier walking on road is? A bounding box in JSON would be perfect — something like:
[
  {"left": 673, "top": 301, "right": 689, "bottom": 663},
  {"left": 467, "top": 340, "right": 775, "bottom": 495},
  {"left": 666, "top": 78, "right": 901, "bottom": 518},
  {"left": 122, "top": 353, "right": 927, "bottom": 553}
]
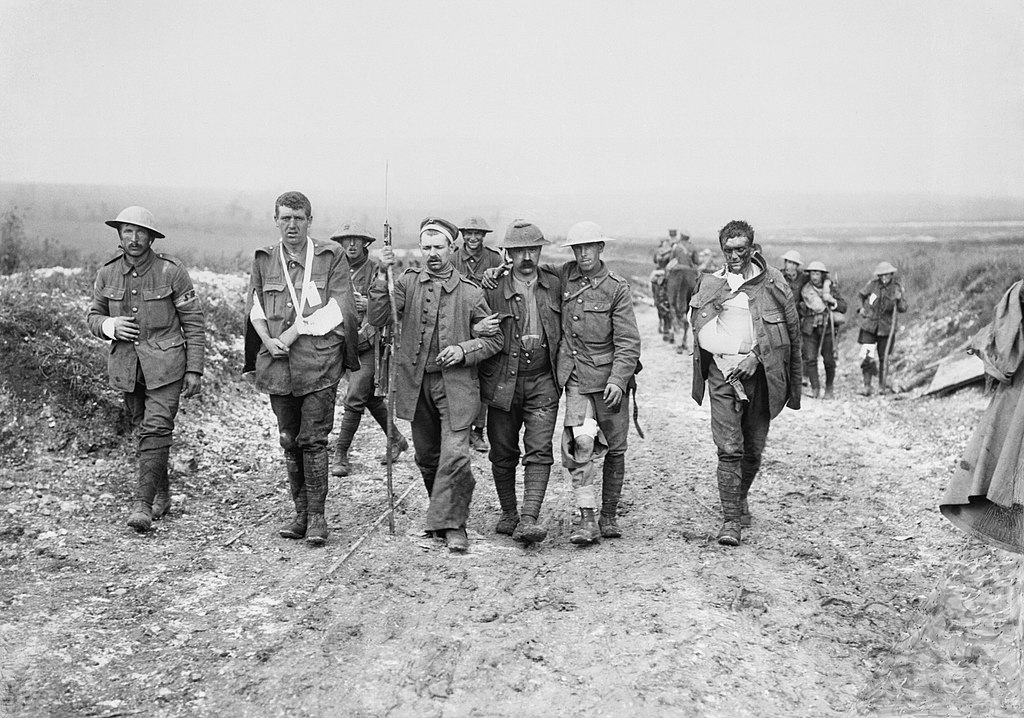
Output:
[
  {"left": 368, "top": 217, "right": 503, "bottom": 553},
  {"left": 780, "top": 250, "right": 806, "bottom": 298},
  {"left": 690, "top": 220, "right": 802, "bottom": 546},
  {"left": 475, "top": 220, "right": 563, "bottom": 544},
  {"left": 556, "top": 221, "right": 641, "bottom": 545},
  {"left": 799, "top": 261, "right": 847, "bottom": 399},
  {"left": 245, "top": 192, "right": 360, "bottom": 545},
  {"left": 87, "top": 206, "right": 206, "bottom": 533},
  {"left": 856, "top": 261, "right": 908, "bottom": 395},
  {"left": 454, "top": 216, "right": 505, "bottom": 453},
  {"left": 665, "top": 231, "right": 700, "bottom": 352},
  {"left": 329, "top": 221, "right": 409, "bottom": 478}
]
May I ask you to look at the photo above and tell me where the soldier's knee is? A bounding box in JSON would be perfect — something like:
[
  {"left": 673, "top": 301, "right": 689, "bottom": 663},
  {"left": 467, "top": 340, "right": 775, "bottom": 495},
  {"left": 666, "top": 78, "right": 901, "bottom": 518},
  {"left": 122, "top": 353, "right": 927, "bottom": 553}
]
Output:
[{"left": 279, "top": 430, "right": 298, "bottom": 452}]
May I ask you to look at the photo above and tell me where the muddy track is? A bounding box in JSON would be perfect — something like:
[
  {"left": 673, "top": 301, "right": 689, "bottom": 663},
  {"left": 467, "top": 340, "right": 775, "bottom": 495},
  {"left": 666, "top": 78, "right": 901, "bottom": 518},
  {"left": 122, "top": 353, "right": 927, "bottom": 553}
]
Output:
[{"left": 2, "top": 303, "right": 1022, "bottom": 717}]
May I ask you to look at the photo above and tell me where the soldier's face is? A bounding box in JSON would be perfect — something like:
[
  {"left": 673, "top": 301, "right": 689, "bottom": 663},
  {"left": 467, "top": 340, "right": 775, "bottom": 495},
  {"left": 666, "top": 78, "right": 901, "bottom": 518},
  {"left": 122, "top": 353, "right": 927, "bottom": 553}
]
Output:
[
  {"left": 721, "top": 235, "right": 753, "bottom": 274},
  {"left": 276, "top": 205, "right": 311, "bottom": 244},
  {"left": 783, "top": 261, "right": 800, "bottom": 279},
  {"left": 809, "top": 270, "right": 825, "bottom": 287},
  {"left": 878, "top": 273, "right": 894, "bottom": 286},
  {"left": 119, "top": 224, "right": 153, "bottom": 258},
  {"left": 509, "top": 246, "right": 542, "bottom": 276},
  {"left": 338, "top": 237, "right": 369, "bottom": 262},
  {"left": 420, "top": 231, "right": 453, "bottom": 271},
  {"left": 572, "top": 242, "right": 604, "bottom": 273},
  {"left": 462, "top": 230, "right": 486, "bottom": 251}
]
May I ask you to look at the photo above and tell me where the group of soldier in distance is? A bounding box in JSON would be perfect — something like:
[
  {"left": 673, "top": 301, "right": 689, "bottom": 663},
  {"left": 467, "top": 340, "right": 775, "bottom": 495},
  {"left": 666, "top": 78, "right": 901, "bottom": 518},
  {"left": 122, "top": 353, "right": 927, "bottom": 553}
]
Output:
[{"left": 87, "top": 193, "right": 909, "bottom": 553}]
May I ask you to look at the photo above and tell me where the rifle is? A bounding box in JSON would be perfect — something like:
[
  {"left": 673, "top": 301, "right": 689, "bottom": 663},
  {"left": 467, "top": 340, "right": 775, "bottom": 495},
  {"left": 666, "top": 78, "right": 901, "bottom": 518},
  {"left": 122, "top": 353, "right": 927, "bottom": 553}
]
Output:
[{"left": 374, "top": 163, "right": 399, "bottom": 534}]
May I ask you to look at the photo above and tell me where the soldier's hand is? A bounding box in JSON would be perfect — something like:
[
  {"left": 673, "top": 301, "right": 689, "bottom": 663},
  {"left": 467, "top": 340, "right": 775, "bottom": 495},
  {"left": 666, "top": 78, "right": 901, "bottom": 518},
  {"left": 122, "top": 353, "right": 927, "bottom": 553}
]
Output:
[
  {"left": 113, "top": 317, "right": 141, "bottom": 341},
  {"left": 731, "top": 353, "right": 760, "bottom": 380},
  {"left": 353, "top": 291, "right": 368, "bottom": 313},
  {"left": 182, "top": 371, "right": 203, "bottom": 398},
  {"left": 378, "top": 246, "right": 396, "bottom": 267},
  {"left": 481, "top": 267, "right": 505, "bottom": 290},
  {"left": 437, "top": 345, "right": 465, "bottom": 367},
  {"left": 472, "top": 313, "right": 500, "bottom": 337},
  {"left": 603, "top": 383, "right": 624, "bottom": 410},
  {"left": 263, "top": 336, "right": 289, "bottom": 358}
]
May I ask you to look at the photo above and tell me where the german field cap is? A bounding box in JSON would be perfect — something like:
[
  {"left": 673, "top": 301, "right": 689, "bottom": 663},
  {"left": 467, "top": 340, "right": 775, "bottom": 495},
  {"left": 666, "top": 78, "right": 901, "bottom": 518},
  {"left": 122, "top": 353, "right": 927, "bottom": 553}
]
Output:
[
  {"left": 420, "top": 217, "right": 459, "bottom": 244},
  {"left": 874, "top": 261, "right": 898, "bottom": 276},
  {"left": 105, "top": 206, "right": 165, "bottom": 239},
  {"left": 806, "top": 260, "right": 829, "bottom": 273},
  {"left": 330, "top": 221, "right": 377, "bottom": 244},
  {"left": 500, "top": 220, "right": 548, "bottom": 249},
  {"left": 781, "top": 250, "right": 803, "bottom": 266},
  {"left": 562, "top": 220, "right": 614, "bottom": 248},
  {"left": 458, "top": 216, "right": 492, "bottom": 234}
]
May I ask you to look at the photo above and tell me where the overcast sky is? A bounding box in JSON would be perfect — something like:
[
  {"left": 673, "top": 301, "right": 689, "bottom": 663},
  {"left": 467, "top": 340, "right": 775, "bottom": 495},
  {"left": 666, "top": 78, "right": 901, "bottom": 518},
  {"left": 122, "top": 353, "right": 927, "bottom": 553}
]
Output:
[{"left": 2, "top": 0, "right": 1022, "bottom": 217}]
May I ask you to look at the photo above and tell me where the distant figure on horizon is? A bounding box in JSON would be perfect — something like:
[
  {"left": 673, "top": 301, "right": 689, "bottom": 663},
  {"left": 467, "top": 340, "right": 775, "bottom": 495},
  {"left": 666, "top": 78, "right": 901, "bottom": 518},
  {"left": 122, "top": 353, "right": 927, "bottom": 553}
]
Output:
[
  {"left": 856, "top": 261, "right": 908, "bottom": 396},
  {"left": 690, "top": 220, "right": 802, "bottom": 547},
  {"left": 87, "top": 206, "right": 206, "bottom": 533}
]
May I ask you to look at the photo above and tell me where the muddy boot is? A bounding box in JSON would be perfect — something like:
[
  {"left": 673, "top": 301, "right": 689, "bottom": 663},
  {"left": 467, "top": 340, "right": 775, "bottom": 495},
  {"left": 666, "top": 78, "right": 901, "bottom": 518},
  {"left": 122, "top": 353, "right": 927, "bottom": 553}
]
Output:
[
  {"left": 470, "top": 426, "right": 489, "bottom": 453},
  {"left": 806, "top": 366, "right": 821, "bottom": 398},
  {"left": 279, "top": 449, "right": 307, "bottom": 539},
  {"left": 331, "top": 411, "right": 361, "bottom": 477},
  {"left": 569, "top": 508, "right": 600, "bottom": 545},
  {"left": 303, "top": 447, "right": 330, "bottom": 546},
  {"left": 127, "top": 448, "right": 163, "bottom": 532},
  {"left": 599, "top": 454, "right": 625, "bottom": 538},
  {"left": 368, "top": 402, "right": 409, "bottom": 464},
  {"left": 446, "top": 527, "right": 469, "bottom": 553},
  {"left": 513, "top": 464, "right": 549, "bottom": 543},
  {"left": 716, "top": 463, "right": 743, "bottom": 546},
  {"left": 739, "top": 457, "right": 759, "bottom": 528},
  {"left": 492, "top": 465, "right": 519, "bottom": 534},
  {"left": 150, "top": 446, "right": 172, "bottom": 520},
  {"left": 823, "top": 365, "right": 836, "bottom": 400}
]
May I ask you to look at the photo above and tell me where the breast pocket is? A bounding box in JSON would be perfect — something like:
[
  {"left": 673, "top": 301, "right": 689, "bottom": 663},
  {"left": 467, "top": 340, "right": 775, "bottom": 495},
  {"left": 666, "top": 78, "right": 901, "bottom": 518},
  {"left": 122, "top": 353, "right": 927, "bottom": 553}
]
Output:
[
  {"left": 142, "top": 285, "right": 175, "bottom": 328},
  {"left": 762, "top": 309, "right": 789, "bottom": 347},
  {"left": 262, "top": 281, "right": 289, "bottom": 321},
  {"left": 582, "top": 301, "right": 613, "bottom": 341},
  {"left": 100, "top": 285, "right": 126, "bottom": 315}
]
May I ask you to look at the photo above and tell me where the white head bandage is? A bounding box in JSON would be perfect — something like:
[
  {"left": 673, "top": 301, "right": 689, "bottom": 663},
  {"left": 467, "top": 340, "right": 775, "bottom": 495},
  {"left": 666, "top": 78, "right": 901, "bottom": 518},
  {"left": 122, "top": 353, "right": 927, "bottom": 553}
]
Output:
[{"left": 420, "top": 221, "right": 455, "bottom": 244}]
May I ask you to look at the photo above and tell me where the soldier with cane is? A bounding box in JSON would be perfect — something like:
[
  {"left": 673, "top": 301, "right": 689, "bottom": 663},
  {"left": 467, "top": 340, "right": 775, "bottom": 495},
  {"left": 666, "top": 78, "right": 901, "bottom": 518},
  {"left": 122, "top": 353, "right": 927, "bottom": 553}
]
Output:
[
  {"left": 798, "top": 261, "right": 846, "bottom": 399},
  {"left": 856, "top": 261, "right": 908, "bottom": 395}
]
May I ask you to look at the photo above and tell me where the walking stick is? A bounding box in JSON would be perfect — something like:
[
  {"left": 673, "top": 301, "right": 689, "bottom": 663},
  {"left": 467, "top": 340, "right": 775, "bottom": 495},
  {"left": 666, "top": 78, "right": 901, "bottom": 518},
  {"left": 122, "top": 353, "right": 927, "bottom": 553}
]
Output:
[
  {"left": 381, "top": 164, "right": 399, "bottom": 534},
  {"left": 880, "top": 300, "right": 898, "bottom": 392}
]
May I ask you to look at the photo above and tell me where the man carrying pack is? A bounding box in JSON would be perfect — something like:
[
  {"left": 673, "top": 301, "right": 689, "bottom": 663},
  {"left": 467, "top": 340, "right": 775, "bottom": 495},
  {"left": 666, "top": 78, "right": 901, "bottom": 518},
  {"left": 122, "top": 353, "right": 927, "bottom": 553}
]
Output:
[
  {"left": 799, "top": 260, "right": 847, "bottom": 399},
  {"left": 87, "top": 206, "right": 206, "bottom": 533},
  {"left": 856, "top": 261, "right": 909, "bottom": 395}
]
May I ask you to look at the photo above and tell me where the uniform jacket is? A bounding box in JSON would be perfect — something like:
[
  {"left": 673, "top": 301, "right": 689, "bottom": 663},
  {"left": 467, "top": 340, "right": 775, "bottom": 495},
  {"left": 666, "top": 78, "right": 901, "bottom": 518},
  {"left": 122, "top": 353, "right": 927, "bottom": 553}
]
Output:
[
  {"left": 246, "top": 238, "right": 360, "bottom": 396},
  {"left": 554, "top": 261, "right": 641, "bottom": 394},
  {"left": 798, "top": 279, "right": 848, "bottom": 335},
  {"left": 690, "top": 254, "right": 802, "bottom": 418},
  {"left": 87, "top": 250, "right": 205, "bottom": 392},
  {"left": 368, "top": 266, "right": 503, "bottom": 430},
  {"left": 453, "top": 245, "right": 505, "bottom": 285},
  {"left": 348, "top": 251, "right": 382, "bottom": 353},
  {"left": 480, "top": 267, "right": 562, "bottom": 411},
  {"left": 857, "top": 278, "right": 908, "bottom": 335}
]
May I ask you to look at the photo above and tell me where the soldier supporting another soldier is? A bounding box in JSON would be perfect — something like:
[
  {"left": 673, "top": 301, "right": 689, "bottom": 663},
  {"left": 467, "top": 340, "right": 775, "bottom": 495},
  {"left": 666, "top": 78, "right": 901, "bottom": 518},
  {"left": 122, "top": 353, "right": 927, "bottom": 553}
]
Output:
[
  {"left": 475, "top": 220, "right": 562, "bottom": 544},
  {"left": 369, "top": 217, "right": 503, "bottom": 553},
  {"left": 856, "top": 261, "right": 908, "bottom": 395},
  {"left": 799, "top": 260, "right": 847, "bottom": 399},
  {"left": 246, "top": 192, "right": 360, "bottom": 545},
  {"left": 87, "top": 207, "right": 206, "bottom": 533},
  {"left": 556, "top": 221, "right": 641, "bottom": 545},
  {"left": 690, "top": 220, "right": 801, "bottom": 546},
  {"left": 454, "top": 216, "right": 505, "bottom": 453},
  {"left": 329, "top": 221, "right": 408, "bottom": 478}
]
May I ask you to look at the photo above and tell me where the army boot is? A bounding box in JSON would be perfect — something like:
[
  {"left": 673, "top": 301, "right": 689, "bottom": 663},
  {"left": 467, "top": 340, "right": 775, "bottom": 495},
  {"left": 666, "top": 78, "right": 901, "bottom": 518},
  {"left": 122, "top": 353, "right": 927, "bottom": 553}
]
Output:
[
  {"left": 512, "top": 464, "right": 549, "bottom": 543},
  {"left": 569, "top": 508, "right": 600, "bottom": 545},
  {"left": 127, "top": 447, "right": 163, "bottom": 532},
  {"left": 717, "top": 462, "right": 743, "bottom": 546},
  {"left": 823, "top": 365, "right": 836, "bottom": 399},
  {"left": 739, "top": 456, "right": 760, "bottom": 528},
  {"left": 150, "top": 446, "right": 172, "bottom": 520},
  {"left": 492, "top": 465, "right": 520, "bottom": 535},
  {"left": 599, "top": 454, "right": 625, "bottom": 538},
  {"left": 368, "top": 402, "right": 409, "bottom": 465},
  {"left": 304, "top": 447, "right": 330, "bottom": 545},
  {"left": 331, "top": 411, "right": 361, "bottom": 477},
  {"left": 278, "top": 449, "right": 307, "bottom": 539},
  {"left": 858, "top": 370, "right": 873, "bottom": 396}
]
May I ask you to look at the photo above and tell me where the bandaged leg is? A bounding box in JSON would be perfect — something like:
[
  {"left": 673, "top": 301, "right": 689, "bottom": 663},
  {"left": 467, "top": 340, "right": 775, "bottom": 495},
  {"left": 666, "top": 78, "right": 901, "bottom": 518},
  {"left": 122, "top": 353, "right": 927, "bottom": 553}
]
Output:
[
  {"left": 561, "top": 417, "right": 608, "bottom": 510},
  {"left": 858, "top": 343, "right": 878, "bottom": 376}
]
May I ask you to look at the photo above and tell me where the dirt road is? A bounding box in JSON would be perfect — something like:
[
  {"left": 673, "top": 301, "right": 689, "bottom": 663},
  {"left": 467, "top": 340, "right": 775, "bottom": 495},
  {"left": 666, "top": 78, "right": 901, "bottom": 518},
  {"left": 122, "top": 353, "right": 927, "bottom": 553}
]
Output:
[{"left": 2, "top": 303, "right": 1021, "bottom": 717}]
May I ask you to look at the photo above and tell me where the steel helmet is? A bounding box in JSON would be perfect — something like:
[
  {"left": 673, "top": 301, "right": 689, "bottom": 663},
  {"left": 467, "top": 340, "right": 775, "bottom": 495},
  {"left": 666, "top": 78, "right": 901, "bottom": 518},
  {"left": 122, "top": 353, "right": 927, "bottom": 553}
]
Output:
[
  {"left": 499, "top": 219, "right": 549, "bottom": 249},
  {"left": 105, "top": 206, "right": 165, "bottom": 239},
  {"left": 458, "top": 216, "right": 493, "bottom": 234},
  {"left": 562, "top": 221, "right": 615, "bottom": 247},
  {"left": 874, "top": 261, "right": 898, "bottom": 276},
  {"left": 806, "top": 260, "right": 829, "bottom": 273},
  {"left": 330, "top": 220, "right": 377, "bottom": 244},
  {"left": 781, "top": 250, "right": 803, "bottom": 266}
]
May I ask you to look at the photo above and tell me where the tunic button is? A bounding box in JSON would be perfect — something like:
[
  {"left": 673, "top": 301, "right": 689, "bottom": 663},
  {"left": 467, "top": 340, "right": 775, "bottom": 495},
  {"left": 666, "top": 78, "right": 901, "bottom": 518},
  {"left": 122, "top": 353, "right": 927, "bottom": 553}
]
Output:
[
  {"left": 577, "top": 298, "right": 583, "bottom": 303},
  {"left": 572, "top": 350, "right": 578, "bottom": 355},
  {"left": 131, "top": 289, "right": 138, "bottom": 295},
  {"left": 287, "top": 302, "right": 293, "bottom": 307},
  {"left": 573, "top": 316, "right": 579, "bottom": 320},
  {"left": 133, "top": 340, "right": 140, "bottom": 345},
  {"left": 132, "top": 273, "right": 138, "bottom": 278},
  {"left": 701, "top": 312, "right": 707, "bottom": 317},
  {"left": 132, "top": 307, "right": 139, "bottom": 313},
  {"left": 512, "top": 353, "right": 518, "bottom": 358},
  {"left": 516, "top": 297, "right": 521, "bottom": 302}
]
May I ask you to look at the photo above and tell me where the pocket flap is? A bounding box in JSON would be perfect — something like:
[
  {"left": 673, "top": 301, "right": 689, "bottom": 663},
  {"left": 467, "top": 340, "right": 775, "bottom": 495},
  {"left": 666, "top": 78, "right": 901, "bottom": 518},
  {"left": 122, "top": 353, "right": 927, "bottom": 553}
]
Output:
[
  {"left": 590, "top": 350, "right": 614, "bottom": 365},
  {"left": 763, "top": 309, "right": 785, "bottom": 323},
  {"left": 101, "top": 286, "right": 125, "bottom": 300},
  {"left": 143, "top": 285, "right": 173, "bottom": 301},
  {"left": 154, "top": 335, "right": 186, "bottom": 350},
  {"left": 584, "top": 301, "right": 612, "bottom": 313},
  {"left": 263, "top": 282, "right": 286, "bottom": 293}
]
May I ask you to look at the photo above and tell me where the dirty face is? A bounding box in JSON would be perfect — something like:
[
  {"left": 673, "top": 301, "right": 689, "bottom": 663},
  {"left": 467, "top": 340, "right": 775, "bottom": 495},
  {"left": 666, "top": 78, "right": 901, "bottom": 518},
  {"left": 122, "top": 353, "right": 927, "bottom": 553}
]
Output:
[
  {"left": 878, "top": 273, "right": 894, "bottom": 286},
  {"left": 118, "top": 224, "right": 154, "bottom": 259},
  {"left": 722, "top": 235, "right": 753, "bottom": 274},
  {"left": 276, "top": 205, "right": 311, "bottom": 246},
  {"left": 809, "top": 270, "right": 826, "bottom": 287},
  {"left": 338, "top": 237, "right": 369, "bottom": 263},
  {"left": 461, "top": 230, "right": 486, "bottom": 252},
  {"left": 508, "top": 246, "right": 542, "bottom": 277},
  {"left": 783, "top": 260, "right": 800, "bottom": 280},
  {"left": 571, "top": 241, "right": 604, "bottom": 274},
  {"left": 420, "top": 231, "right": 453, "bottom": 272}
]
